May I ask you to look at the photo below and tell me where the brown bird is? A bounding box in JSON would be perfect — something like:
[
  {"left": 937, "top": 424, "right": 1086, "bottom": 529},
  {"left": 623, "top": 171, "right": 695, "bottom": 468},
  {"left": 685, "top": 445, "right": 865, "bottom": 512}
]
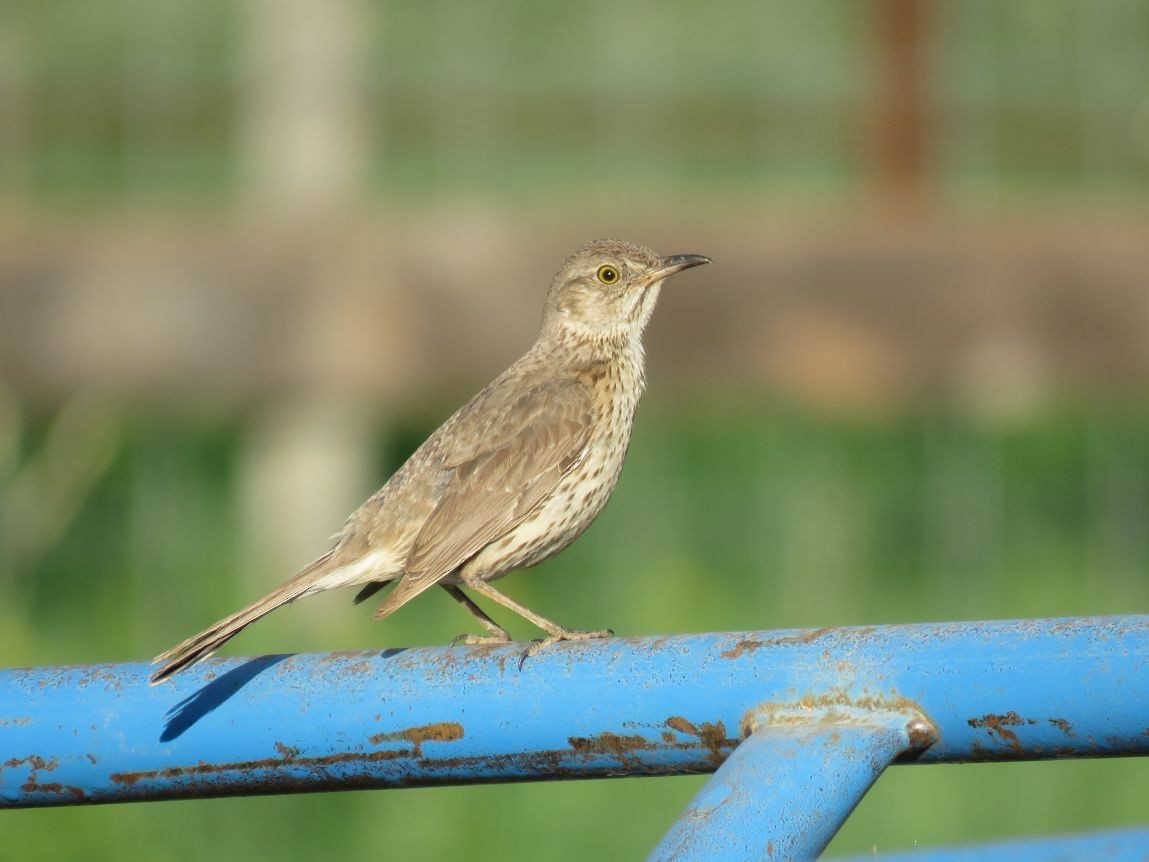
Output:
[{"left": 150, "top": 239, "right": 710, "bottom": 684}]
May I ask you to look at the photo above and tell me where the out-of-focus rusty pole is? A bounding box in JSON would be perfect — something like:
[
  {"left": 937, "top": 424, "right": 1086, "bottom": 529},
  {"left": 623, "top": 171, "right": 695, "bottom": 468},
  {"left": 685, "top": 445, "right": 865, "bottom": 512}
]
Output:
[{"left": 874, "top": 0, "right": 929, "bottom": 208}]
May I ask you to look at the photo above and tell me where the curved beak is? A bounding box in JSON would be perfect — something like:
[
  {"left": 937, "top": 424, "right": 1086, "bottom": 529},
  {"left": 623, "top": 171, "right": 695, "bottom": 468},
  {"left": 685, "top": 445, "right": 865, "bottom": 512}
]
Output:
[{"left": 641, "top": 253, "right": 712, "bottom": 286}]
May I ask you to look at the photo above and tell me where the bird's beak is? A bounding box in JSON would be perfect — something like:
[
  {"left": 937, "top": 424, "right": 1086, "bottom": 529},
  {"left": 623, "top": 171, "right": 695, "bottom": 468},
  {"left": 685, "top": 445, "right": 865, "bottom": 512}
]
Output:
[{"left": 641, "top": 254, "right": 712, "bottom": 286}]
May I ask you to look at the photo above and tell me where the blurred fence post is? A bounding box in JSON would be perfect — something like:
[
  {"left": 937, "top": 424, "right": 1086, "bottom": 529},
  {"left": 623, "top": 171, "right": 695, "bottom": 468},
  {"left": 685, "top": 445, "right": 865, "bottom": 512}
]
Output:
[
  {"left": 241, "top": 0, "right": 366, "bottom": 214},
  {"left": 236, "top": 0, "right": 377, "bottom": 590},
  {"left": 875, "top": 0, "right": 928, "bottom": 207}
]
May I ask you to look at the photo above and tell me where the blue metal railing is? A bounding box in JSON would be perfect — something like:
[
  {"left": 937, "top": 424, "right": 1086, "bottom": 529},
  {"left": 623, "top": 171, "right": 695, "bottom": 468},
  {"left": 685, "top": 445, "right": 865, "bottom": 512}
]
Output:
[{"left": 1, "top": 615, "right": 1147, "bottom": 860}]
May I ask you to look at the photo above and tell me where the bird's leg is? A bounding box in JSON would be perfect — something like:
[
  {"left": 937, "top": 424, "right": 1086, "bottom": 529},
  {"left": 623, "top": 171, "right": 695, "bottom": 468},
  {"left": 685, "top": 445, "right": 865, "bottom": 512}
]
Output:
[
  {"left": 459, "top": 577, "right": 612, "bottom": 660},
  {"left": 442, "top": 584, "right": 513, "bottom": 646}
]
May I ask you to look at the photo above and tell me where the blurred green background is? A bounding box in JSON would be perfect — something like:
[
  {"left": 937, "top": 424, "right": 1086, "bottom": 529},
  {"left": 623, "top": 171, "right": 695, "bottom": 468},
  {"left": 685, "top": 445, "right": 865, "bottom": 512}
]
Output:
[{"left": 2, "top": 0, "right": 1148, "bottom": 858}]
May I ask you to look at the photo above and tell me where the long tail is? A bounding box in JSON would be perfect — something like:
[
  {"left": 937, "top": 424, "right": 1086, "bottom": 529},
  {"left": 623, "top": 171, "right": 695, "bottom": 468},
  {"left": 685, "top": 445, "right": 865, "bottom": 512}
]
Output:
[{"left": 149, "top": 550, "right": 336, "bottom": 685}]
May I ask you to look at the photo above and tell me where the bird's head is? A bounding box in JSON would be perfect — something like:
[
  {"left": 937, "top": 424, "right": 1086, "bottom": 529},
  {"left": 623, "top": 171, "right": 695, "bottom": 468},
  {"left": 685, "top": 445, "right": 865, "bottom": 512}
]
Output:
[{"left": 541, "top": 239, "right": 710, "bottom": 344}]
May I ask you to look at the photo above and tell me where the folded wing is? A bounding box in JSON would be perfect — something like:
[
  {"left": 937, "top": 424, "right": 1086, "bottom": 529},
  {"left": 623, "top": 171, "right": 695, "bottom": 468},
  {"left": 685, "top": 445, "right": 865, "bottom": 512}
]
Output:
[{"left": 372, "top": 376, "right": 594, "bottom": 619}]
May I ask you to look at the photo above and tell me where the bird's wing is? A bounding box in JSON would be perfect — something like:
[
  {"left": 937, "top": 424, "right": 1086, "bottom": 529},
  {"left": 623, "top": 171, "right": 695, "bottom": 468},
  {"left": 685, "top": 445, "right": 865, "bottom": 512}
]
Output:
[{"left": 372, "top": 376, "right": 594, "bottom": 619}]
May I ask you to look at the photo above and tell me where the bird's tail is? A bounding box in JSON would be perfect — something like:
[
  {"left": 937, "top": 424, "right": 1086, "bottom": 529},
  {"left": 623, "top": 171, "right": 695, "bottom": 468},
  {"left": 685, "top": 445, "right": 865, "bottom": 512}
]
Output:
[{"left": 149, "top": 550, "right": 337, "bottom": 686}]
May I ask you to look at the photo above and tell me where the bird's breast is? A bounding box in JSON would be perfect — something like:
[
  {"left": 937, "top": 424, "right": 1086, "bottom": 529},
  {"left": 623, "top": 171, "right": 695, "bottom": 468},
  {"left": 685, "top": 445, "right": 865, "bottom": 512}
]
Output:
[{"left": 461, "top": 363, "right": 643, "bottom": 581}]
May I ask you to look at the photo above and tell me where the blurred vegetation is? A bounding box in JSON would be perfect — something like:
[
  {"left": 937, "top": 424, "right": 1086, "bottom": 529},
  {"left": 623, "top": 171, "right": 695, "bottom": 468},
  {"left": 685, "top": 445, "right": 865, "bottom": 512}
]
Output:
[
  {"left": 2, "top": 400, "right": 1147, "bottom": 857},
  {"left": 4, "top": 0, "right": 1149, "bottom": 205}
]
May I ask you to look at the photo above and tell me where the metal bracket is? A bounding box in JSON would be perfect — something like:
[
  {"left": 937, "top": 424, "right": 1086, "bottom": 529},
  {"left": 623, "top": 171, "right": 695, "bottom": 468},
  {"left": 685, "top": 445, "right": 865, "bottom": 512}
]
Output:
[{"left": 650, "top": 706, "right": 937, "bottom": 861}]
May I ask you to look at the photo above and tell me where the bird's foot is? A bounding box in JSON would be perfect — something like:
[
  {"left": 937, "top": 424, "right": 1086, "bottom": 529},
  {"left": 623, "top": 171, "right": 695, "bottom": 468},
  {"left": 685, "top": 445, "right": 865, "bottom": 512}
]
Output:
[
  {"left": 519, "top": 627, "right": 614, "bottom": 666},
  {"left": 450, "top": 632, "right": 513, "bottom": 647}
]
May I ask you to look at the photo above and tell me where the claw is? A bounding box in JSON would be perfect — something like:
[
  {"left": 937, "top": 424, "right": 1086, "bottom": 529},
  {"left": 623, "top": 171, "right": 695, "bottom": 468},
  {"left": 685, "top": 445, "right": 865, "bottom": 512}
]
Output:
[{"left": 518, "top": 628, "right": 614, "bottom": 668}]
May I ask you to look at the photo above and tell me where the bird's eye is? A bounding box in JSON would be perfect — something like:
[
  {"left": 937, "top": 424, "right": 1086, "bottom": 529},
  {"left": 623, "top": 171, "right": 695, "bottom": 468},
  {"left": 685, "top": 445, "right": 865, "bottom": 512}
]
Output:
[{"left": 596, "top": 264, "right": 620, "bottom": 285}]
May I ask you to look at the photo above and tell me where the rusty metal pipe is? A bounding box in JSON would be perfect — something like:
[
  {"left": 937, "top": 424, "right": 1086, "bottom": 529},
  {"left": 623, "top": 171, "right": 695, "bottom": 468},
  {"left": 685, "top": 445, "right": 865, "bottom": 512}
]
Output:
[
  {"left": 650, "top": 708, "right": 925, "bottom": 861},
  {"left": 1, "top": 616, "right": 1146, "bottom": 809}
]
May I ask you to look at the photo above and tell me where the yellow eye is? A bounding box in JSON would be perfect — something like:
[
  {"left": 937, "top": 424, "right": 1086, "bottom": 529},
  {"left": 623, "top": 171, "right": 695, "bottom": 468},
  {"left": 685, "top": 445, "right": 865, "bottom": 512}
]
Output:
[{"left": 596, "top": 264, "right": 620, "bottom": 285}]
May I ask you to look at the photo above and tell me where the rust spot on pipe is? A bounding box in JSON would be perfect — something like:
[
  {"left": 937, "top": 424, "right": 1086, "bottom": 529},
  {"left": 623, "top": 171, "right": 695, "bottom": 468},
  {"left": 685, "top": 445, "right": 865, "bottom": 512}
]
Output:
[
  {"left": 785, "top": 627, "right": 836, "bottom": 645},
  {"left": 567, "top": 732, "right": 652, "bottom": 766},
  {"left": 110, "top": 747, "right": 410, "bottom": 788},
  {"left": 104, "top": 736, "right": 728, "bottom": 802},
  {"left": 719, "top": 640, "right": 761, "bottom": 660},
  {"left": 741, "top": 691, "right": 939, "bottom": 762},
  {"left": 369, "top": 722, "right": 464, "bottom": 756},
  {"left": 3, "top": 755, "right": 57, "bottom": 772},
  {"left": 744, "top": 692, "right": 929, "bottom": 736},
  {"left": 5, "top": 754, "right": 84, "bottom": 801},
  {"left": 1048, "top": 718, "right": 1075, "bottom": 738},
  {"left": 968, "top": 711, "right": 1036, "bottom": 753},
  {"left": 106, "top": 715, "right": 743, "bottom": 801},
  {"left": 20, "top": 781, "right": 86, "bottom": 800},
  {"left": 721, "top": 626, "right": 880, "bottom": 659},
  {"left": 666, "top": 716, "right": 698, "bottom": 736},
  {"left": 664, "top": 717, "right": 737, "bottom": 767},
  {"left": 697, "top": 722, "right": 733, "bottom": 767}
]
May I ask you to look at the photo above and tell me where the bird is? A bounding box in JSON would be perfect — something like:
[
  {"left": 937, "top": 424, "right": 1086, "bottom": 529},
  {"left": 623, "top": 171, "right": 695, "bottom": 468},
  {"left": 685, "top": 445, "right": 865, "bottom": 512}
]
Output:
[{"left": 150, "top": 239, "right": 710, "bottom": 684}]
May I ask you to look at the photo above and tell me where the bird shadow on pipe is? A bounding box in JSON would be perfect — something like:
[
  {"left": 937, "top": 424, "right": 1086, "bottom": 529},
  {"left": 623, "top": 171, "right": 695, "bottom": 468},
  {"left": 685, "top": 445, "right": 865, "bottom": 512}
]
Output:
[
  {"left": 157, "top": 649, "right": 411, "bottom": 742},
  {"left": 159, "top": 654, "right": 292, "bottom": 742}
]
